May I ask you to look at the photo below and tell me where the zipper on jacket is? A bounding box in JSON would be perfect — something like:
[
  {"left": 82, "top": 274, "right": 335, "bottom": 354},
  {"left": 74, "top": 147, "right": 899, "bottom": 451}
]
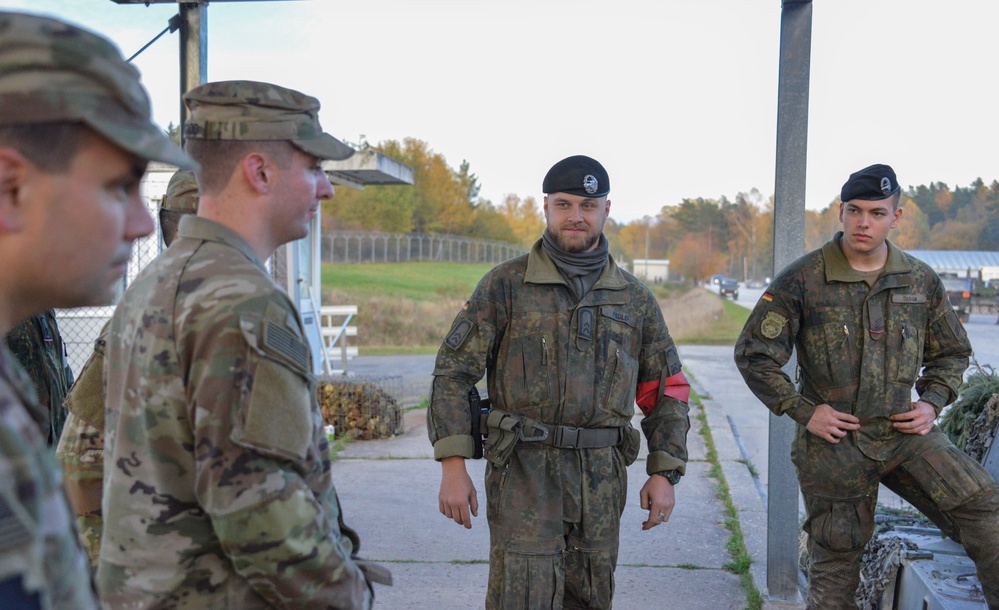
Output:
[{"left": 542, "top": 336, "right": 548, "bottom": 365}]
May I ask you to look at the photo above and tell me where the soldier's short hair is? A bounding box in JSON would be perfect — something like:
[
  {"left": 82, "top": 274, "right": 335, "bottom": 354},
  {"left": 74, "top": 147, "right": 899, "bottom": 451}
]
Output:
[
  {"left": 184, "top": 139, "right": 295, "bottom": 195},
  {"left": 0, "top": 122, "right": 88, "bottom": 172}
]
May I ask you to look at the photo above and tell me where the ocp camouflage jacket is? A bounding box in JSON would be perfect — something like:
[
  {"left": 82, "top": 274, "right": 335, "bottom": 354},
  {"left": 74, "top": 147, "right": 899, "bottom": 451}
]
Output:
[
  {"left": 428, "top": 239, "right": 689, "bottom": 476},
  {"left": 735, "top": 233, "right": 972, "bottom": 461}
]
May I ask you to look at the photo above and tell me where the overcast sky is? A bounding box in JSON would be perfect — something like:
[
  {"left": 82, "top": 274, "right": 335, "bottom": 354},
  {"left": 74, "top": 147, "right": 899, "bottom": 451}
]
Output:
[{"left": 3, "top": 0, "right": 998, "bottom": 223}]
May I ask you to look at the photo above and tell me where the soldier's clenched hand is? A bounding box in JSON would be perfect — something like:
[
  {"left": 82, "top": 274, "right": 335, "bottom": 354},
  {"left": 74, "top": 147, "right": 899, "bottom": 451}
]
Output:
[
  {"left": 890, "top": 400, "right": 936, "bottom": 436},
  {"left": 639, "top": 475, "right": 675, "bottom": 531},
  {"left": 439, "top": 456, "right": 478, "bottom": 529},
  {"left": 806, "top": 404, "right": 861, "bottom": 443}
]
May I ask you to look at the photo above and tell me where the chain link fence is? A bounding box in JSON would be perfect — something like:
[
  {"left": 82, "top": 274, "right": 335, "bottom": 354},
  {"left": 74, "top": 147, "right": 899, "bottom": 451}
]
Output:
[{"left": 321, "top": 231, "right": 527, "bottom": 265}]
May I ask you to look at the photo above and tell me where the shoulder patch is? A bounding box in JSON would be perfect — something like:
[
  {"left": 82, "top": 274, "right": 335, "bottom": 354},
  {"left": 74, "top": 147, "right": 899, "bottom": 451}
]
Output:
[
  {"left": 761, "top": 311, "right": 787, "bottom": 339},
  {"left": 445, "top": 319, "right": 474, "bottom": 351},
  {"left": 262, "top": 320, "right": 310, "bottom": 372},
  {"left": 577, "top": 309, "right": 594, "bottom": 342}
]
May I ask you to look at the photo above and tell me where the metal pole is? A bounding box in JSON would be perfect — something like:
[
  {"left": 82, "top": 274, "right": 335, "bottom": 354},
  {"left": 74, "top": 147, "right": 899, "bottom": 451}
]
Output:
[
  {"left": 769, "top": 0, "right": 812, "bottom": 602},
  {"left": 179, "top": 1, "right": 208, "bottom": 147}
]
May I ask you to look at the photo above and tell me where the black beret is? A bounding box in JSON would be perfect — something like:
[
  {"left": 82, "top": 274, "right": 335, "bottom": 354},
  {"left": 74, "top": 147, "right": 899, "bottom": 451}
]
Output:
[
  {"left": 840, "top": 163, "right": 899, "bottom": 202},
  {"left": 542, "top": 155, "right": 610, "bottom": 197}
]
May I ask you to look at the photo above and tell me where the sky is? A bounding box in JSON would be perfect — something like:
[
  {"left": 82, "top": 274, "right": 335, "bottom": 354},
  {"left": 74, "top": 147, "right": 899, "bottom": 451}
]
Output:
[{"left": 3, "top": 0, "right": 998, "bottom": 223}]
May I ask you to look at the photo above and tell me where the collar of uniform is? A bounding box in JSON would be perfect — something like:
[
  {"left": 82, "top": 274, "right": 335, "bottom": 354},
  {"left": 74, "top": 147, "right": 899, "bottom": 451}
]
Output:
[
  {"left": 176, "top": 215, "right": 267, "bottom": 271},
  {"left": 882, "top": 239, "right": 912, "bottom": 276},
  {"left": 823, "top": 232, "right": 912, "bottom": 284},
  {"left": 822, "top": 233, "right": 859, "bottom": 283},
  {"left": 524, "top": 238, "right": 628, "bottom": 290}
]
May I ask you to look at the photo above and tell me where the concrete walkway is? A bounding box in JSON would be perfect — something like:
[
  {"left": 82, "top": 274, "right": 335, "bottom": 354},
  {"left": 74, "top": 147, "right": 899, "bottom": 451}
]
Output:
[{"left": 331, "top": 349, "right": 799, "bottom": 609}]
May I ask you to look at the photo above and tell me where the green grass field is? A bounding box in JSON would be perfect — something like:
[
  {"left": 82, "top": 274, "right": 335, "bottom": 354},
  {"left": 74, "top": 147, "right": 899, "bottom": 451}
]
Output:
[
  {"left": 320, "top": 262, "right": 749, "bottom": 351},
  {"left": 683, "top": 298, "right": 752, "bottom": 345},
  {"left": 321, "top": 262, "right": 493, "bottom": 302}
]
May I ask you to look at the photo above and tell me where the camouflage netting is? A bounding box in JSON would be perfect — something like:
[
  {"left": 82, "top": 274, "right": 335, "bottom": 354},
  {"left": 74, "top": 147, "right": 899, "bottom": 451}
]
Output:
[
  {"left": 855, "top": 534, "right": 917, "bottom": 609},
  {"left": 317, "top": 375, "right": 404, "bottom": 440},
  {"left": 939, "top": 361, "right": 999, "bottom": 453}
]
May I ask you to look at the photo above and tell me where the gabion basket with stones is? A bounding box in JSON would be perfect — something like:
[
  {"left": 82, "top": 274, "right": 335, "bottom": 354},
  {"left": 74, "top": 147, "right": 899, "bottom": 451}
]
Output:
[{"left": 317, "top": 374, "right": 404, "bottom": 440}]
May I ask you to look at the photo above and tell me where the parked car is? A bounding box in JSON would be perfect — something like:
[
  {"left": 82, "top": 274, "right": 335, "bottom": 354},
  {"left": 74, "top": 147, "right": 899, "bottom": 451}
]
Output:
[
  {"left": 941, "top": 275, "right": 972, "bottom": 324},
  {"left": 746, "top": 278, "right": 768, "bottom": 289},
  {"left": 719, "top": 277, "right": 739, "bottom": 300}
]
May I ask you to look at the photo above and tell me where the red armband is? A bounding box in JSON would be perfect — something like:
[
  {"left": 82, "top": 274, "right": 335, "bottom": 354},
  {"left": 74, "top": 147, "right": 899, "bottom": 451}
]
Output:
[
  {"left": 635, "top": 380, "right": 659, "bottom": 415},
  {"left": 663, "top": 372, "right": 691, "bottom": 404}
]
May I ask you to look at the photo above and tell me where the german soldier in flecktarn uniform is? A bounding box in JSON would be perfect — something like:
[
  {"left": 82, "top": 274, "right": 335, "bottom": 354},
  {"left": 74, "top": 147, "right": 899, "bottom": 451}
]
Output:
[
  {"left": 0, "top": 10, "right": 193, "bottom": 608},
  {"left": 429, "top": 155, "right": 691, "bottom": 609},
  {"left": 6, "top": 309, "right": 74, "bottom": 444},
  {"left": 735, "top": 163, "right": 999, "bottom": 609}
]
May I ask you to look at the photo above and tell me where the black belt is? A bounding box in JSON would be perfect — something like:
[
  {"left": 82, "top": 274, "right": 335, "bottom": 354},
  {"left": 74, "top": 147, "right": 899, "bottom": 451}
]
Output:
[{"left": 518, "top": 421, "right": 624, "bottom": 449}]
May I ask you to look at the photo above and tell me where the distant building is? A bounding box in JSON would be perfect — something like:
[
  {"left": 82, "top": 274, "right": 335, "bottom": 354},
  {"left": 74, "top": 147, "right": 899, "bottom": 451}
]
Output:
[
  {"left": 906, "top": 250, "right": 999, "bottom": 279},
  {"left": 632, "top": 259, "right": 670, "bottom": 282}
]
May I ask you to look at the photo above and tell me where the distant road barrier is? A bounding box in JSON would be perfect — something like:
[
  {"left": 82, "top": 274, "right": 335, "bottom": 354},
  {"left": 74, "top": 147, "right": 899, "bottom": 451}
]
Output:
[{"left": 321, "top": 231, "right": 527, "bottom": 264}]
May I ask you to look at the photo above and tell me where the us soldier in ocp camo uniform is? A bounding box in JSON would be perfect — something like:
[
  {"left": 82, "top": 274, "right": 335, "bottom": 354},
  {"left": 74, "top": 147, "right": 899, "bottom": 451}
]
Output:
[
  {"left": 99, "top": 80, "right": 389, "bottom": 608},
  {"left": 6, "top": 309, "right": 74, "bottom": 444},
  {"left": 56, "top": 169, "right": 199, "bottom": 566},
  {"left": 429, "top": 155, "right": 691, "bottom": 609},
  {"left": 0, "top": 10, "right": 193, "bottom": 608},
  {"left": 735, "top": 164, "right": 999, "bottom": 609}
]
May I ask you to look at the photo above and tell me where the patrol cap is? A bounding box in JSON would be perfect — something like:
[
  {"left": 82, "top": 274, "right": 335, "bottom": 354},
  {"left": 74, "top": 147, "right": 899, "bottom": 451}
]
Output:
[
  {"left": 0, "top": 11, "right": 195, "bottom": 170},
  {"left": 161, "top": 170, "right": 198, "bottom": 213},
  {"left": 543, "top": 155, "right": 610, "bottom": 198},
  {"left": 183, "top": 80, "right": 354, "bottom": 161},
  {"left": 840, "top": 163, "right": 900, "bottom": 202}
]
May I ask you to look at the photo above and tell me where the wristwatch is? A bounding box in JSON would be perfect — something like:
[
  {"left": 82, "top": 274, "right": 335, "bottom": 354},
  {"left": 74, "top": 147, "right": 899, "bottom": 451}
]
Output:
[{"left": 656, "top": 470, "right": 682, "bottom": 485}]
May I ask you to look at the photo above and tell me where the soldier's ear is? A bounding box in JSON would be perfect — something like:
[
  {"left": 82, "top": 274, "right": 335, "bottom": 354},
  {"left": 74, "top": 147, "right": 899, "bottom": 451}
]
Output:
[
  {"left": 890, "top": 205, "right": 902, "bottom": 229},
  {"left": 239, "top": 152, "right": 272, "bottom": 195},
  {"left": 0, "top": 147, "right": 30, "bottom": 234}
]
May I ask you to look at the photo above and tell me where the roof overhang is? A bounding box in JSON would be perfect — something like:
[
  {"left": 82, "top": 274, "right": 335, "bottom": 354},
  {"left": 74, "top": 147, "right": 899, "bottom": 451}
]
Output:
[{"left": 323, "top": 149, "right": 414, "bottom": 191}]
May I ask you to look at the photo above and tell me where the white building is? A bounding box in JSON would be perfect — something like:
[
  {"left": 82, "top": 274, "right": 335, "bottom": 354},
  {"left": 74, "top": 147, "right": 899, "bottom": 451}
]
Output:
[{"left": 632, "top": 259, "right": 670, "bottom": 283}]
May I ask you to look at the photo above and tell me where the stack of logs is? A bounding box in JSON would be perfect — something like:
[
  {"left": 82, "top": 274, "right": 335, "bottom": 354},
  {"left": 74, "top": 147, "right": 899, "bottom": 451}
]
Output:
[{"left": 317, "top": 378, "right": 403, "bottom": 440}]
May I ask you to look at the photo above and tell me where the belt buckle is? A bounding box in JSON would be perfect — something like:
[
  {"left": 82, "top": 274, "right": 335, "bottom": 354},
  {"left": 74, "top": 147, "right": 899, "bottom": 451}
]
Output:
[
  {"left": 554, "top": 426, "right": 580, "bottom": 448},
  {"left": 519, "top": 421, "right": 549, "bottom": 442}
]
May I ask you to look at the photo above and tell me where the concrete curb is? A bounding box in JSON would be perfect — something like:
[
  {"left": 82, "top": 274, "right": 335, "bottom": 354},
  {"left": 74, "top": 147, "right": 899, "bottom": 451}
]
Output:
[{"left": 687, "top": 360, "right": 805, "bottom": 609}]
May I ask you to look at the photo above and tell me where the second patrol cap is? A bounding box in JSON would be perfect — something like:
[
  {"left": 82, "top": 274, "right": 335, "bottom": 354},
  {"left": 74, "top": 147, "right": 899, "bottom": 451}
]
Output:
[
  {"left": 840, "top": 163, "right": 900, "bottom": 202},
  {"left": 543, "top": 155, "right": 610, "bottom": 197},
  {"left": 161, "top": 170, "right": 198, "bottom": 214},
  {"left": 0, "top": 11, "right": 195, "bottom": 170},
  {"left": 183, "top": 80, "right": 354, "bottom": 161}
]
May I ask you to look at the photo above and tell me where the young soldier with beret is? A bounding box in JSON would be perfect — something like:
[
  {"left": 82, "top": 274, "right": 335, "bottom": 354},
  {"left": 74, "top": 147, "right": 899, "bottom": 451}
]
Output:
[
  {"left": 429, "top": 155, "right": 691, "bottom": 608},
  {"left": 0, "top": 11, "right": 193, "bottom": 607},
  {"left": 735, "top": 163, "right": 999, "bottom": 608},
  {"left": 99, "top": 80, "right": 389, "bottom": 608}
]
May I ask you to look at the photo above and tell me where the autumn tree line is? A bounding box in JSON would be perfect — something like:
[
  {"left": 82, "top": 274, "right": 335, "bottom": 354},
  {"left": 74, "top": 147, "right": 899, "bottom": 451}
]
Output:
[{"left": 322, "top": 138, "right": 999, "bottom": 284}]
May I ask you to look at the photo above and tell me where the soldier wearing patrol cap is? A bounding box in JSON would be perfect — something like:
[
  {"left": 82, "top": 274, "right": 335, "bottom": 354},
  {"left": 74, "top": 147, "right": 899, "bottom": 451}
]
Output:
[
  {"left": 100, "top": 80, "right": 389, "bottom": 609},
  {"left": 0, "top": 11, "right": 193, "bottom": 608},
  {"left": 430, "top": 154, "right": 690, "bottom": 608},
  {"left": 56, "top": 169, "right": 200, "bottom": 567},
  {"left": 735, "top": 163, "right": 999, "bottom": 608}
]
